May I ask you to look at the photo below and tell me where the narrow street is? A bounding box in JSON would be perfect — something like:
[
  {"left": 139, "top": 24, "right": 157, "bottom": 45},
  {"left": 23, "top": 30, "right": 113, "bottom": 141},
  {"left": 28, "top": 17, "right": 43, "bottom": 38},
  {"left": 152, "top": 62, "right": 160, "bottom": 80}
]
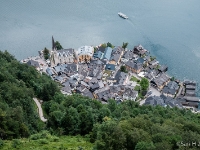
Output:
[{"left": 33, "top": 98, "right": 47, "bottom": 122}]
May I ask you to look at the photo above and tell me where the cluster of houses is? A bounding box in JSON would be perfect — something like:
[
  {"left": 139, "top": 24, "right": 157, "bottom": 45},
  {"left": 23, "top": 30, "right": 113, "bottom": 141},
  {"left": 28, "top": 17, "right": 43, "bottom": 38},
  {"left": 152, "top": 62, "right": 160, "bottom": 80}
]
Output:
[{"left": 22, "top": 37, "right": 200, "bottom": 111}]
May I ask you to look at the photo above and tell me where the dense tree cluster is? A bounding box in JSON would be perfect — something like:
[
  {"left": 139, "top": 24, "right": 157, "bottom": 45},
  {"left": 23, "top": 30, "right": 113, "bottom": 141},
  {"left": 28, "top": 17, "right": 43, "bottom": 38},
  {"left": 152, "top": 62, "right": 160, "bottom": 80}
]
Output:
[
  {"left": 1, "top": 50, "right": 200, "bottom": 150},
  {"left": 44, "top": 93, "right": 200, "bottom": 150},
  {"left": 0, "top": 50, "right": 59, "bottom": 139}
]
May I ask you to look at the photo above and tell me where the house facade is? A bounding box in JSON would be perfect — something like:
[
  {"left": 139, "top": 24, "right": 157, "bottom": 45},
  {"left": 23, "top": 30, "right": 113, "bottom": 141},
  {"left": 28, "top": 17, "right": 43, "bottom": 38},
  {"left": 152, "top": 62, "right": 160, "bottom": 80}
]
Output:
[{"left": 76, "top": 46, "right": 94, "bottom": 63}]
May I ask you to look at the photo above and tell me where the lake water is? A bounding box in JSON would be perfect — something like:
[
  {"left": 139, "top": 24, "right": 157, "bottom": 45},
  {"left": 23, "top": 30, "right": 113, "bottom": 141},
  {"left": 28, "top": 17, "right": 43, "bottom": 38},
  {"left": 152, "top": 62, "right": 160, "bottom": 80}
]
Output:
[{"left": 1, "top": 0, "right": 200, "bottom": 94}]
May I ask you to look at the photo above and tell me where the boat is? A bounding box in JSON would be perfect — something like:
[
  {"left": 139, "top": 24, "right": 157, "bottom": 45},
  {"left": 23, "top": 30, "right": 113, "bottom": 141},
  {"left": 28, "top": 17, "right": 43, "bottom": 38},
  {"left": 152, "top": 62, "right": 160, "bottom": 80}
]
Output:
[{"left": 118, "top": 12, "right": 128, "bottom": 19}]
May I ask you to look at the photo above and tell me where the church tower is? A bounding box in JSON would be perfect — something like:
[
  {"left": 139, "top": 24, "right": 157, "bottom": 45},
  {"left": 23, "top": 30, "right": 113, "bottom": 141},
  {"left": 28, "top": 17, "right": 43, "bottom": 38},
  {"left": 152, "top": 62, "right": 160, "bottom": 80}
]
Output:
[{"left": 50, "top": 36, "right": 58, "bottom": 67}]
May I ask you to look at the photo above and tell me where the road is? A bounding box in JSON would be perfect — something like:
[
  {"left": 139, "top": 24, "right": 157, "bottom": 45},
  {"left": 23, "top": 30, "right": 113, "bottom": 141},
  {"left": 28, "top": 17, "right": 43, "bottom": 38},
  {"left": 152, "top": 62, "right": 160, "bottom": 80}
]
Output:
[{"left": 33, "top": 98, "right": 47, "bottom": 122}]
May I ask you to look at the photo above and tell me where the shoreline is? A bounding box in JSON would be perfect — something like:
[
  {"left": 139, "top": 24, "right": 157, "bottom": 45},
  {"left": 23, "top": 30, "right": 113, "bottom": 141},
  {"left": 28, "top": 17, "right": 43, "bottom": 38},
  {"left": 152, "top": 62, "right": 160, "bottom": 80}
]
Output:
[{"left": 20, "top": 42, "right": 200, "bottom": 112}]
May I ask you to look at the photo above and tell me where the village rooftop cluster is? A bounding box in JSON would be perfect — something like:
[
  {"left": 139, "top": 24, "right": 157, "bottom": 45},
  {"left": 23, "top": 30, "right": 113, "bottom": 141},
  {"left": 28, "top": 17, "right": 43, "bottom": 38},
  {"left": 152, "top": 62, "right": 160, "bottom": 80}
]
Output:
[{"left": 21, "top": 37, "right": 200, "bottom": 112}]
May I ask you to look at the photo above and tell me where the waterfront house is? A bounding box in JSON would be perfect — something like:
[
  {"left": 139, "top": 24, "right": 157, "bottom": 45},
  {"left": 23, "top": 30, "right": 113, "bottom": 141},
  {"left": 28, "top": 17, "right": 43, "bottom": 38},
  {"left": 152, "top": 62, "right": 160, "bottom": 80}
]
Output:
[
  {"left": 125, "top": 60, "right": 143, "bottom": 74},
  {"left": 158, "top": 65, "right": 168, "bottom": 73},
  {"left": 162, "top": 81, "right": 179, "bottom": 97},
  {"left": 183, "top": 80, "right": 196, "bottom": 86},
  {"left": 149, "top": 59, "right": 159, "bottom": 66},
  {"left": 109, "top": 46, "right": 124, "bottom": 65},
  {"left": 76, "top": 46, "right": 94, "bottom": 63},
  {"left": 151, "top": 73, "right": 170, "bottom": 90},
  {"left": 185, "top": 89, "right": 196, "bottom": 97},
  {"left": 98, "top": 46, "right": 106, "bottom": 53},
  {"left": 121, "top": 50, "right": 137, "bottom": 63},
  {"left": 133, "top": 45, "right": 148, "bottom": 56},
  {"left": 103, "top": 47, "right": 112, "bottom": 60}
]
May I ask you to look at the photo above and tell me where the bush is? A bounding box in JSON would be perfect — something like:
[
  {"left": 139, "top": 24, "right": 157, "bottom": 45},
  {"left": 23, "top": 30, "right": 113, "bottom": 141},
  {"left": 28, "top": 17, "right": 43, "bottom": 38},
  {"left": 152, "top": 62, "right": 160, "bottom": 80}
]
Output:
[
  {"left": 12, "top": 139, "right": 21, "bottom": 148},
  {"left": 38, "top": 139, "right": 49, "bottom": 144},
  {"left": 0, "top": 139, "right": 4, "bottom": 148},
  {"left": 30, "top": 133, "right": 41, "bottom": 140}
]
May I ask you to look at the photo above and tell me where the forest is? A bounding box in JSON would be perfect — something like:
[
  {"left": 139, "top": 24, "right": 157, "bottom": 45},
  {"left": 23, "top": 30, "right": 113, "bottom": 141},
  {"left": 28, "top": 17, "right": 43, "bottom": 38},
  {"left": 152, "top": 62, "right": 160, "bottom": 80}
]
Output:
[{"left": 1, "top": 50, "right": 200, "bottom": 149}]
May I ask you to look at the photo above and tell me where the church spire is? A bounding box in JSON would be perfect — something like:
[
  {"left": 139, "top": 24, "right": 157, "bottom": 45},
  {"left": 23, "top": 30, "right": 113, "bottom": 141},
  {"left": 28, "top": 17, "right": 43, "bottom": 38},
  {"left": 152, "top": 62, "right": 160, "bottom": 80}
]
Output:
[{"left": 52, "top": 36, "right": 55, "bottom": 51}]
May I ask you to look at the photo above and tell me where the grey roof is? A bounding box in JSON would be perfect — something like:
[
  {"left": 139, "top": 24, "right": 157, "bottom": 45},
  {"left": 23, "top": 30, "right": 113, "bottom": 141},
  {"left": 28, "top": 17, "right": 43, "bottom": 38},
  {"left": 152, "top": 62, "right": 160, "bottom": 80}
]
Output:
[
  {"left": 125, "top": 60, "right": 143, "bottom": 70},
  {"left": 136, "top": 57, "right": 145, "bottom": 64},
  {"left": 54, "top": 76, "right": 63, "bottom": 82},
  {"left": 114, "top": 71, "right": 128, "bottom": 85},
  {"left": 80, "top": 81, "right": 89, "bottom": 87},
  {"left": 165, "top": 99, "right": 183, "bottom": 109},
  {"left": 122, "top": 50, "right": 135, "bottom": 60},
  {"left": 78, "top": 64, "right": 89, "bottom": 77},
  {"left": 133, "top": 45, "right": 147, "bottom": 55},
  {"left": 144, "top": 96, "right": 166, "bottom": 107},
  {"left": 90, "top": 83, "right": 100, "bottom": 91},
  {"left": 105, "top": 64, "right": 116, "bottom": 71},
  {"left": 65, "top": 63, "right": 77, "bottom": 76},
  {"left": 183, "top": 80, "right": 196, "bottom": 86},
  {"left": 162, "top": 87, "right": 176, "bottom": 95},
  {"left": 185, "top": 89, "right": 196, "bottom": 96},
  {"left": 103, "top": 47, "right": 112, "bottom": 60},
  {"left": 98, "top": 80, "right": 104, "bottom": 88},
  {"left": 151, "top": 73, "right": 170, "bottom": 87},
  {"left": 183, "top": 96, "right": 199, "bottom": 102},
  {"left": 149, "top": 59, "right": 159, "bottom": 65},
  {"left": 46, "top": 67, "right": 54, "bottom": 76},
  {"left": 98, "top": 46, "right": 106, "bottom": 53},
  {"left": 56, "top": 48, "right": 74, "bottom": 57},
  {"left": 123, "top": 88, "right": 138, "bottom": 99},
  {"left": 62, "top": 81, "right": 70, "bottom": 87},
  {"left": 61, "top": 86, "right": 72, "bottom": 94},
  {"left": 158, "top": 65, "right": 168, "bottom": 72},
  {"left": 167, "top": 81, "right": 179, "bottom": 90},
  {"left": 110, "top": 46, "right": 124, "bottom": 62},
  {"left": 88, "top": 60, "right": 104, "bottom": 77},
  {"left": 82, "top": 89, "right": 94, "bottom": 99},
  {"left": 27, "top": 60, "right": 40, "bottom": 68},
  {"left": 186, "top": 85, "right": 196, "bottom": 90},
  {"left": 54, "top": 64, "right": 67, "bottom": 73}
]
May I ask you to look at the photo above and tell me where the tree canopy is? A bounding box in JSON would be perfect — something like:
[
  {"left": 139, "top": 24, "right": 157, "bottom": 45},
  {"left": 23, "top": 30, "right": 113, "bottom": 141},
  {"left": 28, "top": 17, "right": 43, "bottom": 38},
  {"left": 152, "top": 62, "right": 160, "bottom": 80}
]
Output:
[
  {"left": 55, "top": 41, "right": 63, "bottom": 50},
  {"left": 122, "top": 42, "right": 128, "bottom": 49}
]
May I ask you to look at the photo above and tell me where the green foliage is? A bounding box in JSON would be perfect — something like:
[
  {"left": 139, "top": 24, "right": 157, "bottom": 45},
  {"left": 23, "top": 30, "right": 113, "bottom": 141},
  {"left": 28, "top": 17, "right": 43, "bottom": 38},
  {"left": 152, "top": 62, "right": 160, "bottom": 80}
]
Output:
[
  {"left": 0, "top": 50, "right": 60, "bottom": 140},
  {"left": 122, "top": 42, "right": 128, "bottom": 49},
  {"left": 134, "top": 85, "right": 140, "bottom": 91},
  {"left": 171, "top": 76, "right": 175, "bottom": 81},
  {"left": 140, "top": 78, "right": 149, "bottom": 90},
  {"left": 101, "top": 43, "right": 107, "bottom": 48},
  {"left": 12, "top": 139, "right": 21, "bottom": 148},
  {"left": 43, "top": 47, "right": 49, "bottom": 60},
  {"left": 55, "top": 41, "right": 63, "bottom": 50},
  {"left": 107, "top": 42, "right": 114, "bottom": 48},
  {"left": 2, "top": 135, "right": 94, "bottom": 150},
  {"left": 150, "top": 56, "right": 156, "bottom": 61},
  {"left": 120, "top": 65, "right": 128, "bottom": 73},
  {"left": 0, "top": 139, "right": 4, "bottom": 148},
  {"left": 130, "top": 76, "right": 139, "bottom": 82}
]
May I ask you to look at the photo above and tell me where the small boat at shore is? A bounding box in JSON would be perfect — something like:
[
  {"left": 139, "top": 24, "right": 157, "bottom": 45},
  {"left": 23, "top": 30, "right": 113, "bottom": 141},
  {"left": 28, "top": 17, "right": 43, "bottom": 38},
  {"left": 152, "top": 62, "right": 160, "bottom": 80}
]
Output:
[{"left": 118, "top": 12, "right": 128, "bottom": 19}]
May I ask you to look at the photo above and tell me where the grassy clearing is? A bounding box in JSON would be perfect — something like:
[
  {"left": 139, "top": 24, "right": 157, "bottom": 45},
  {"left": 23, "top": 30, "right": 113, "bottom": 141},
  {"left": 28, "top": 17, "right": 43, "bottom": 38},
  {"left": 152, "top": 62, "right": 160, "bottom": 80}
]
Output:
[
  {"left": 1, "top": 134, "right": 94, "bottom": 150},
  {"left": 130, "top": 76, "right": 140, "bottom": 83}
]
